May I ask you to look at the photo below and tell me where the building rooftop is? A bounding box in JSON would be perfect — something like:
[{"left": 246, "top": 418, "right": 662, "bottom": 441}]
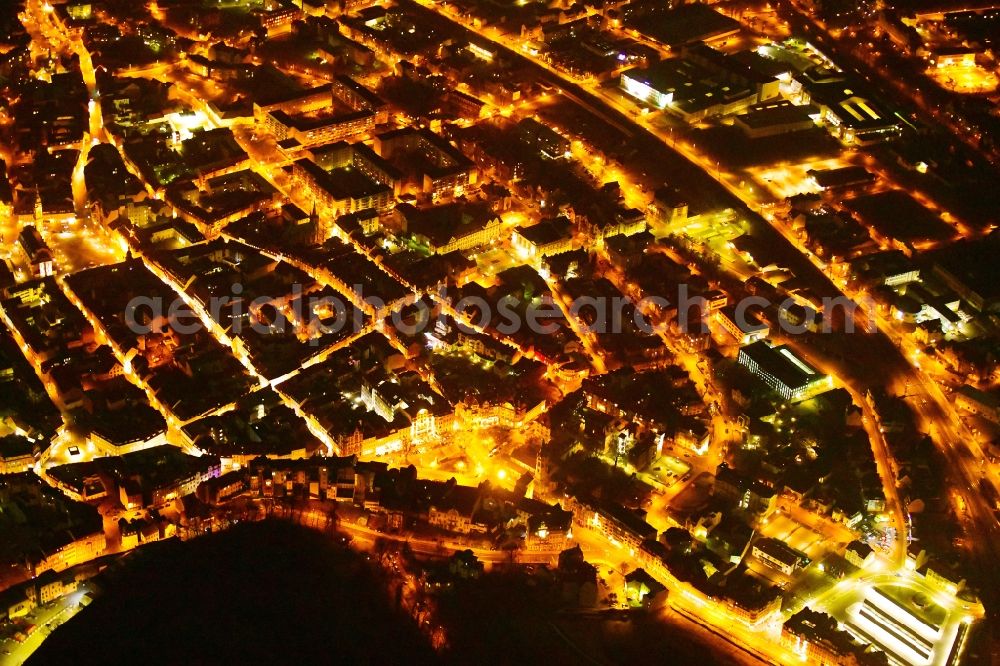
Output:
[
  {"left": 599, "top": 501, "right": 657, "bottom": 540},
  {"left": 622, "top": 58, "right": 707, "bottom": 98},
  {"left": 87, "top": 404, "right": 166, "bottom": 447},
  {"left": 753, "top": 536, "right": 806, "bottom": 568},
  {"left": 396, "top": 201, "right": 499, "bottom": 249},
  {"left": 0, "top": 473, "right": 103, "bottom": 565},
  {"left": 784, "top": 608, "right": 870, "bottom": 659},
  {"left": 0, "top": 434, "right": 35, "bottom": 460},
  {"left": 333, "top": 74, "right": 385, "bottom": 110},
  {"left": 519, "top": 217, "right": 574, "bottom": 245},
  {"left": 735, "top": 101, "right": 819, "bottom": 130},
  {"left": 956, "top": 384, "right": 1000, "bottom": 409},
  {"left": 625, "top": 567, "right": 667, "bottom": 594},
  {"left": 684, "top": 43, "right": 779, "bottom": 85},
  {"left": 846, "top": 540, "right": 874, "bottom": 561},
  {"left": 739, "top": 341, "right": 824, "bottom": 393},
  {"left": 807, "top": 165, "right": 875, "bottom": 189},
  {"left": 623, "top": 4, "right": 741, "bottom": 47},
  {"left": 804, "top": 79, "right": 898, "bottom": 132},
  {"left": 294, "top": 158, "right": 391, "bottom": 202},
  {"left": 718, "top": 304, "right": 767, "bottom": 334},
  {"left": 930, "top": 231, "right": 1000, "bottom": 310}
]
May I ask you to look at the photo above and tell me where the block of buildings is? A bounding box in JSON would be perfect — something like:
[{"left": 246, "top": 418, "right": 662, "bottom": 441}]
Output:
[
  {"left": 624, "top": 568, "right": 668, "bottom": 608},
  {"left": 373, "top": 127, "right": 477, "bottom": 199},
  {"left": 254, "top": 76, "right": 387, "bottom": 147},
  {"left": 781, "top": 608, "right": 876, "bottom": 666},
  {"left": 394, "top": 201, "right": 503, "bottom": 255}
]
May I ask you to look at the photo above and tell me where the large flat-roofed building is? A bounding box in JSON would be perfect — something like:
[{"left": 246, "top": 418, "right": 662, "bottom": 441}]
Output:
[
  {"left": 737, "top": 340, "right": 833, "bottom": 402},
  {"left": 621, "top": 64, "right": 679, "bottom": 109},
  {"left": 622, "top": 4, "right": 740, "bottom": 48},
  {"left": 733, "top": 101, "right": 819, "bottom": 138},
  {"left": 849, "top": 250, "right": 919, "bottom": 287},
  {"left": 929, "top": 231, "right": 1000, "bottom": 313},
  {"left": 682, "top": 43, "right": 783, "bottom": 102},
  {"left": 807, "top": 165, "right": 876, "bottom": 190},
  {"left": 621, "top": 45, "right": 781, "bottom": 122},
  {"left": 516, "top": 117, "right": 570, "bottom": 159},
  {"left": 801, "top": 76, "right": 901, "bottom": 145}
]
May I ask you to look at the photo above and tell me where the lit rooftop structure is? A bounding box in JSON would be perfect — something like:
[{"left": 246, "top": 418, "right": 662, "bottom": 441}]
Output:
[
  {"left": 800, "top": 74, "right": 902, "bottom": 145},
  {"left": 620, "top": 45, "right": 781, "bottom": 121},
  {"left": 737, "top": 340, "right": 833, "bottom": 402}
]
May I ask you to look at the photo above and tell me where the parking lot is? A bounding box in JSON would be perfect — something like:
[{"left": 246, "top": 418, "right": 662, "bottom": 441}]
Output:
[{"left": 758, "top": 511, "right": 827, "bottom": 561}]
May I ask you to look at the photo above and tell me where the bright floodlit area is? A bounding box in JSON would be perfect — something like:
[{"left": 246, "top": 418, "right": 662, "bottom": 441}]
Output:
[{"left": 927, "top": 64, "right": 999, "bottom": 95}]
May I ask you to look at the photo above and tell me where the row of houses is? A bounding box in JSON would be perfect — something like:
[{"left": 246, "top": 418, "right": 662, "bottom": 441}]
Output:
[
  {"left": 0, "top": 570, "right": 86, "bottom": 622},
  {"left": 233, "top": 456, "right": 573, "bottom": 551}
]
